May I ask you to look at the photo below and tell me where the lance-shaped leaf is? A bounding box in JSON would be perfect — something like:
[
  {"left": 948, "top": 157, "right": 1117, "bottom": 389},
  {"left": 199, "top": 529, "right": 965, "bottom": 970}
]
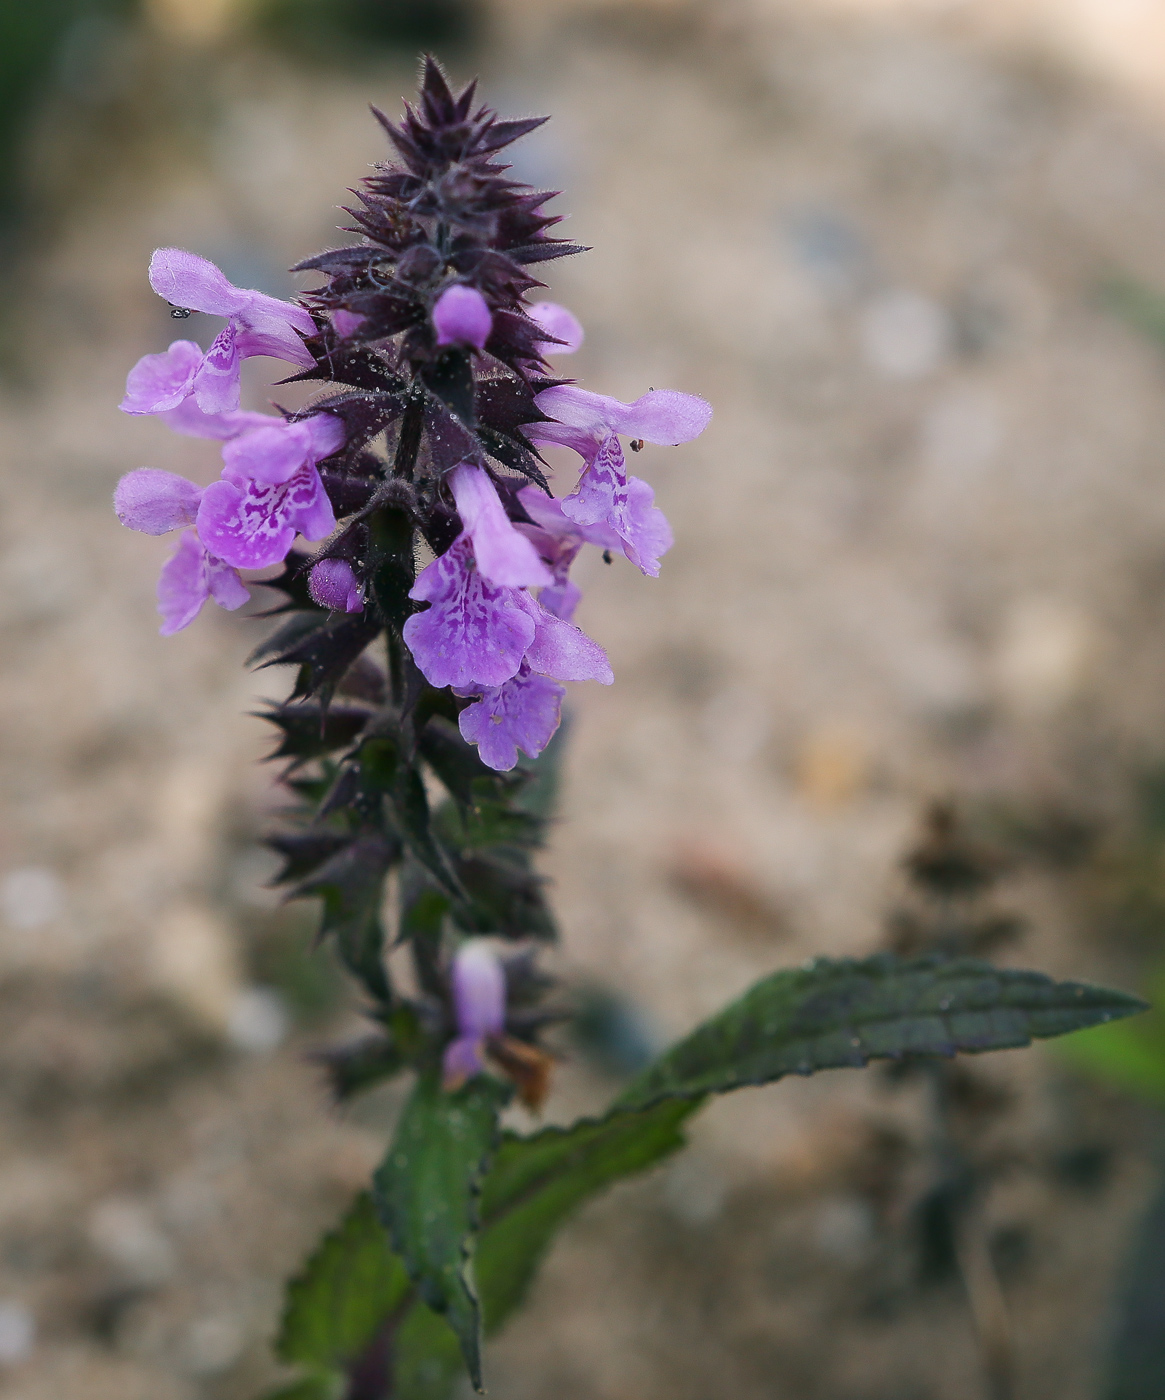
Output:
[
  {"left": 267, "top": 830, "right": 353, "bottom": 887},
  {"left": 293, "top": 834, "right": 397, "bottom": 1001},
  {"left": 259, "top": 702, "right": 372, "bottom": 767},
  {"left": 615, "top": 953, "right": 1148, "bottom": 1111},
  {"left": 373, "top": 1073, "right": 510, "bottom": 1392},
  {"left": 418, "top": 715, "right": 517, "bottom": 810},
  {"left": 257, "top": 611, "right": 383, "bottom": 706},
  {"left": 277, "top": 1192, "right": 409, "bottom": 1373},
  {"left": 474, "top": 1098, "right": 695, "bottom": 1333},
  {"left": 453, "top": 849, "right": 556, "bottom": 941},
  {"left": 312, "top": 1030, "right": 411, "bottom": 1102}
]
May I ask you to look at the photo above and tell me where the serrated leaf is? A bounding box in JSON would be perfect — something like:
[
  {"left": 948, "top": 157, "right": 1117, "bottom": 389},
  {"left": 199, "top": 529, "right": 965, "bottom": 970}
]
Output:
[
  {"left": 294, "top": 835, "right": 397, "bottom": 1000},
  {"left": 373, "top": 1074, "right": 510, "bottom": 1392},
  {"left": 391, "top": 1303, "right": 464, "bottom": 1400},
  {"left": 314, "top": 1031, "right": 411, "bottom": 1101},
  {"left": 474, "top": 1098, "right": 694, "bottom": 1332},
  {"left": 615, "top": 953, "right": 1148, "bottom": 1111},
  {"left": 277, "top": 1193, "right": 409, "bottom": 1370},
  {"left": 257, "top": 611, "right": 383, "bottom": 705},
  {"left": 392, "top": 765, "right": 464, "bottom": 902},
  {"left": 260, "top": 703, "right": 372, "bottom": 766},
  {"left": 418, "top": 716, "right": 515, "bottom": 809},
  {"left": 248, "top": 611, "right": 326, "bottom": 666},
  {"left": 452, "top": 849, "right": 556, "bottom": 941},
  {"left": 267, "top": 831, "right": 352, "bottom": 886}
]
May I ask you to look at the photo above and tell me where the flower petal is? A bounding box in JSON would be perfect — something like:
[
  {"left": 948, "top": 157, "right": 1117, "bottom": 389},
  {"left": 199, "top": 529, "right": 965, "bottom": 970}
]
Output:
[
  {"left": 458, "top": 667, "right": 565, "bottom": 771},
  {"left": 517, "top": 485, "right": 620, "bottom": 551},
  {"left": 149, "top": 249, "right": 244, "bottom": 317},
  {"left": 534, "top": 384, "right": 711, "bottom": 445},
  {"left": 159, "top": 398, "right": 274, "bottom": 441},
  {"left": 403, "top": 537, "right": 535, "bottom": 689},
  {"left": 157, "top": 531, "right": 211, "bottom": 635},
  {"left": 433, "top": 285, "right": 492, "bottom": 349},
  {"left": 517, "top": 594, "right": 613, "bottom": 684},
  {"left": 442, "top": 1035, "right": 487, "bottom": 1090},
  {"left": 191, "top": 323, "right": 242, "bottom": 414},
  {"left": 528, "top": 301, "right": 584, "bottom": 355},
  {"left": 450, "top": 464, "right": 552, "bottom": 588},
  {"left": 284, "top": 466, "right": 337, "bottom": 543},
  {"left": 617, "top": 475, "right": 673, "bottom": 577},
  {"left": 451, "top": 941, "right": 506, "bottom": 1039},
  {"left": 196, "top": 478, "right": 297, "bottom": 570},
  {"left": 309, "top": 558, "right": 363, "bottom": 613},
  {"left": 120, "top": 340, "right": 202, "bottom": 415},
  {"left": 222, "top": 414, "right": 345, "bottom": 485},
  {"left": 114, "top": 469, "right": 202, "bottom": 536}
]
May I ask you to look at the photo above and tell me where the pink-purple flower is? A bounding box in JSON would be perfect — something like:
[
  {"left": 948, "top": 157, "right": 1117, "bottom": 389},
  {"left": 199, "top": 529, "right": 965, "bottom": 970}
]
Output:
[
  {"left": 156, "top": 531, "right": 250, "bottom": 636},
  {"left": 456, "top": 666, "right": 566, "bottom": 771},
  {"left": 198, "top": 414, "right": 342, "bottom": 569},
  {"left": 442, "top": 941, "right": 506, "bottom": 1089},
  {"left": 309, "top": 558, "right": 363, "bottom": 613},
  {"left": 120, "top": 250, "right": 315, "bottom": 417},
  {"left": 432, "top": 285, "right": 493, "bottom": 350},
  {"left": 525, "top": 385, "right": 711, "bottom": 577},
  {"left": 115, "top": 411, "right": 344, "bottom": 632},
  {"left": 402, "top": 465, "right": 611, "bottom": 707},
  {"left": 527, "top": 301, "right": 584, "bottom": 357}
]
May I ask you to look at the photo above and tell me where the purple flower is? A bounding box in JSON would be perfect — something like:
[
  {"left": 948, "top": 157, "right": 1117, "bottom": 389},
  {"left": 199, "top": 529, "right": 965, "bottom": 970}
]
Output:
[
  {"left": 120, "top": 250, "right": 315, "bottom": 416},
  {"left": 527, "top": 301, "right": 584, "bottom": 356},
  {"left": 157, "top": 530, "right": 249, "bottom": 636},
  {"left": 114, "top": 468, "right": 203, "bottom": 536},
  {"left": 525, "top": 385, "right": 711, "bottom": 577},
  {"left": 309, "top": 558, "right": 363, "bottom": 613},
  {"left": 403, "top": 537, "right": 538, "bottom": 690},
  {"left": 442, "top": 941, "right": 506, "bottom": 1090},
  {"left": 432, "top": 285, "right": 492, "bottom": 350},
  {"left": 516, "top": 487, "right": 619, "bottom": 622},
  {"left": 196, "top": 414, "right": 342, "bottom": 570},
  {"left": 457, "top": 665, "right": 566, "bottom": 772},
  {"left": 402, "top": 503, "right": 611, "bottom": 696},
  {"left": 448, "top": 464, "right": 552, "bottom": 589}
]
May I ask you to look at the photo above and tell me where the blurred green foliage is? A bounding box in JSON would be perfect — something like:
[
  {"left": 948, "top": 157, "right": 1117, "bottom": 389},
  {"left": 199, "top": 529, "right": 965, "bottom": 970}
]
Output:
[
  {"left": 0, "top": 0, "right": 137, "bottom": 234},
  {"left": 1102, "top": 274, "right": 1165, "bottom": 352},
  {"left": 249, "top": 0, "right": 480, "bottom": 64}
]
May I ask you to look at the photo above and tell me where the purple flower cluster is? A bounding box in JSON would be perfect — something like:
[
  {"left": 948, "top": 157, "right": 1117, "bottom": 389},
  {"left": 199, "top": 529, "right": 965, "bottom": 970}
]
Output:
[
  {"left": 114, "top": 63, "right": 711, "bottom": 773},
  {"left": 116, "top": 250, "right": 341, "bottom": 634}
]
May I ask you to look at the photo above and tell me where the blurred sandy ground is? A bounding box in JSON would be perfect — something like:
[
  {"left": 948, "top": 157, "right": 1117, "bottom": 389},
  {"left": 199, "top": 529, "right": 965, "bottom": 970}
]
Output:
[{"left": 4, "top": 0, "right": 1165, "bottom": 1395}]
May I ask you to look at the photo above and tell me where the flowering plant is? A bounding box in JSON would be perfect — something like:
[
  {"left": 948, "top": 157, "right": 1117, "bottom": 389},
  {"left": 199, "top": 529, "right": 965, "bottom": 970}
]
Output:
[{"left": 114, "top": 60, "right": 1143, "bottom": 1399}]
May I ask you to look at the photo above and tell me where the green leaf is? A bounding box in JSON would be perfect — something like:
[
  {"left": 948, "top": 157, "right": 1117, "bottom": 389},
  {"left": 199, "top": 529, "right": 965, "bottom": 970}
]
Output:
[
  {"left": 373, "top": 1074, "right": 510, "bottom": 1392},
  {"left": 391, "top": 1303, "right": 465, "bottom": 1400},
  {"left": 258, "top": 702, "right": 372, "bottom": 767},
  {"left": 391, "top": 764, "right": 465, "bottom": 901},
  {"left": 277, "top": 1192, "right": 409, "bottom": 1371},
  {"left": 475, "top": 1098, "right": 695, "bottom": 1332},
  {"left": 294, "top": 835, "right": 396, "bottom": 1001},
  {"left": 615, "top": 953, "right": 1148, "bottom": 1111}
]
